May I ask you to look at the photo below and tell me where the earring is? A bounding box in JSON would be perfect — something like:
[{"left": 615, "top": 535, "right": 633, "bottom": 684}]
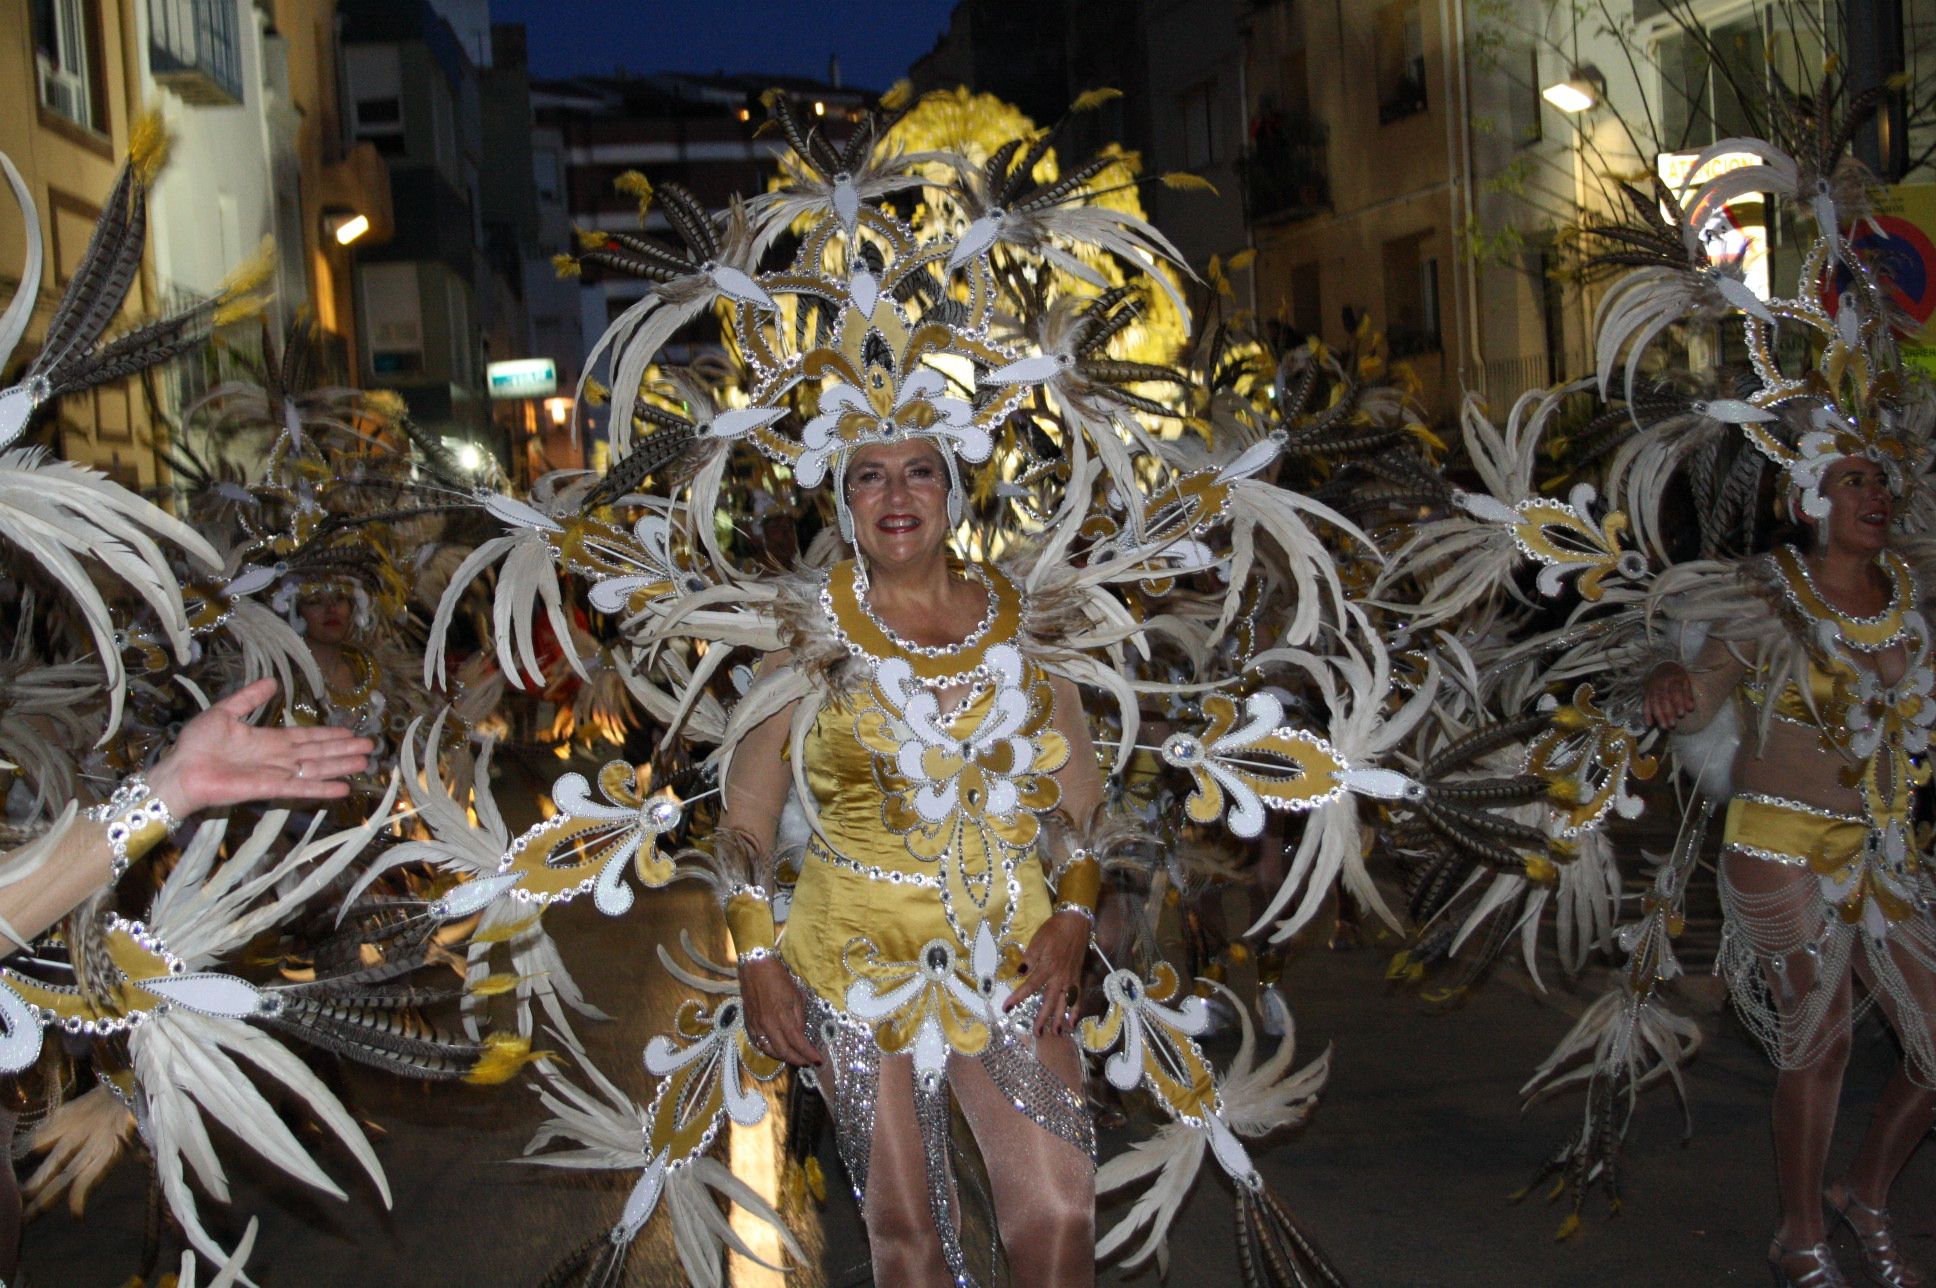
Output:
[
  {"left": 853, "top": 547, "right": 870, "bottom": 593},
  {"left": 943, "top": 453, "right": 965, "bottom": 527}
]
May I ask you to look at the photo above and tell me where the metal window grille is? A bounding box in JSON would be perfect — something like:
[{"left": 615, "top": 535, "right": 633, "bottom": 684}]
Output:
[{"left": 148, "top": 0, "right": 243, "bottom": 105}]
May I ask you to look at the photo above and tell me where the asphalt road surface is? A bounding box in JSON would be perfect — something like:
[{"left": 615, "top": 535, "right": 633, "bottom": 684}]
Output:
[{"left": 16, "top": 801, "right": 1934, "bottom": 1286}]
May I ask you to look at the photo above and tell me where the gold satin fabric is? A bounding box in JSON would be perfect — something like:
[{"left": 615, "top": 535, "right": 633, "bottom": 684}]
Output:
[
  {"left": 779, "top": 686, "right": 1055, "bottom": 1010},
  {"left": 1723, "top": 795, "right": 1921, "bottom": 924}
]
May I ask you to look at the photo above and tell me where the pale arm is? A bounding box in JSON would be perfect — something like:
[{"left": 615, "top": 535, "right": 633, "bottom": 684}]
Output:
[
  {"left": 0, "top": 679, "right": 373, "bottom": 953},
  {"left": 1006, "top": 675, "right": 1105, "bottom": 1036},
  {"left": 720, "top": 652, "right": 824, "bottom": 1067}
]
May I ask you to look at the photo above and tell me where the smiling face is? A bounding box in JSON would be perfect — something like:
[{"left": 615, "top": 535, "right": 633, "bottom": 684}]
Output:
[
  {"left": 844, "top": 438, "right": 951, "bottom": 571},
  {"left": 299, "top": 590, "right": 354, "bottom": 645},
  {"left": 1804, "top": 456, "right": 1894, "bottom": 555}
]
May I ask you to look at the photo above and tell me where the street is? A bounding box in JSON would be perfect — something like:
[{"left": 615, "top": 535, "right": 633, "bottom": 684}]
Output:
[{"left": 16, "top": 814, "right": 1935, "bottom": 1286}]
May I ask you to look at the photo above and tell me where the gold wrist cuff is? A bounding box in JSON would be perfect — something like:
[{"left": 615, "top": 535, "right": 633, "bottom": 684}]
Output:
[
  {"left": 725, "top": 890, "right": 777, "bottom": 955},
  {"left": 1052, "top": 854, "right": 1103, "bottom": 915}
]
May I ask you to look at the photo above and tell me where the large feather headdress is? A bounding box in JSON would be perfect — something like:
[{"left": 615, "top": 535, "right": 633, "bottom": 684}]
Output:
[{"left": 1592, "top": 78, "right": 1931, "bottom": 530}]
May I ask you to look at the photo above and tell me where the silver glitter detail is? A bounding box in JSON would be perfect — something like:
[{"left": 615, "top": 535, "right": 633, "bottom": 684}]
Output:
[
  {"left": 86, "top": 777, "right": 175, "bottom": 883},
  {"left": 810, "top": 840, "right": 942, "bottom": 889},
  {"left": 803, "top": 993, "right": 881, "bottom": 1202},
  {"left": 915, "top": 1070, "right": 977, "bottom": 1288},
  {"left": 978, "top": 1013, "right": 1096, "bottom": 1164}
]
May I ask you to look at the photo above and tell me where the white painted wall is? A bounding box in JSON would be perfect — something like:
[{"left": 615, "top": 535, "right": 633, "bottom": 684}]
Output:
[{"left": 138, "top": 0, "right": 309, "bottom": 333}]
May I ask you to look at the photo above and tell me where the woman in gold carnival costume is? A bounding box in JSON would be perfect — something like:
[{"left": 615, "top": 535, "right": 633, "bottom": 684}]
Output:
[
  {"left": 0, "top": 125, "right": 536, "bottom": 1285},
  {"left": 1376, "top": 80, "right": 1936, "bottom": 1286},
  {"left": 1646, "top": 449, "right": 1936, "bottom": 1287},
  {"left": 369, "top": 84, "right": 1576, "bottom": 1288}
]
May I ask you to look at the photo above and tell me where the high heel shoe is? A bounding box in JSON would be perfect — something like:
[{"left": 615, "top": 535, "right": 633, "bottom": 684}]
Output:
[
  {"left": 1770, "top": 1240, "right": 1853, "bottom": 1288},
  {"left": 1827, "top": 1185, "right": 1929, "bottom": 1288}
]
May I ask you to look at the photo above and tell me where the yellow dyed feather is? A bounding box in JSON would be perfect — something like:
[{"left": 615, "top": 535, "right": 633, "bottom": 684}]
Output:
[
  {"left": 464, "top": 1032, "right": 555, "bottom": 1085},
  {"left": 1225, "top": 247, "right": 1256, "bottom": 273},
  {"left": 1071, "top": 87, "right": 1123, "bottom": 113},
  {"left": 1159, "top": 172, "right": 1219, "bottom": 195},
  {"left": 1405, "top": 422, "right": 1447, "bottom": 452},
  {"left": 614, "top": 170, "right": 653, "bottom": 218},
  {"left": 879, "top": 80, "right": 912, "bottom": 110},
  {"left": 467, "top": 972, "right": 522, "bottom": 997},
  {"left": 219, "top": 238, "right": 277, "bottom": 299},
  {"left": 128, "top": 110, "right": 171, "bottom": 185},
  {"left": 469, "top": 914, "right": 540, "bottom": 944},
  {"left": 212, "top": 293, "right": 267, "bottom": 328},
  {"left": 552, "top": 253, "right": 581, "bottom": 279},
  {"left": 362, "top": 389, "right": 408, "bottom": 422}
]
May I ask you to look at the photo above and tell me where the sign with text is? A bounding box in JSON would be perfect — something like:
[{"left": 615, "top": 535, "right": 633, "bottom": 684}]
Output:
[
  {"left": 487, "top": 358, "right": 558, "bottom": 400},
  {"left": 1657, "top": 149, "right": 1770, "bottom": 300}
]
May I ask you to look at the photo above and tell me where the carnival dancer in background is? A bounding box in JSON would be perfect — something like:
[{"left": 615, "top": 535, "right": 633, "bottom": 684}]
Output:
[{"left": 1644, "top": 452, "right": 1936, "bottom": 1288}]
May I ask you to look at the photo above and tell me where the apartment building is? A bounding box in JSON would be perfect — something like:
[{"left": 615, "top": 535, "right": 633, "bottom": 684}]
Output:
[{"left": 3, "top": 0, "right": 391, "bottom": 489}]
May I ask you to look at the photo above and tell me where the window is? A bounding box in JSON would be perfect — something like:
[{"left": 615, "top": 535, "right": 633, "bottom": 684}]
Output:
[
  {"left": 148, "top": 0, "right": 244, "bottom": 105},
  {"left": 1382, "top": 233, "right": 1440, "bottom": 355},
  {"left": 1537, "top": 243, "right": 1567, "bottom": 384},
  {"left": 361, "top": 262, "right": 424, "bottom": 377},
  {"left": 533, "top": 149, "right": 562, "bottom": 204},
  {"left": 356, "top": 97, "right": 401, "bottom": 127},
  {"left": 1290, "top": 262, "right": 1322, "bottom": 341},
  {"left": 347, "top": 46, "right": 405, "bottom": 153},
  {"left": 446, "top": 276, "right": 471, "bottom": 385},
  {"left": 1658, "top": 11, "right": 1765, "bottom": 150},
  {"left": 32, "top": 0, "right": 102, "bottom": 132},
  {"left": 1179, "top": 82, "right": 1216, "bottom": 170},
  {"left": 1279, "top": 47, "right": 1309, "bottom": 119},
  {"left": 1507, "top": 44, "right": 1543, "bottom": 146},
  {"left": 1375, "top": 1, "right": 1427, "bottom": 125}
]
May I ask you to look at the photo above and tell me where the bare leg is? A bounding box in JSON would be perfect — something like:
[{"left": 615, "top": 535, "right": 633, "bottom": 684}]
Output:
[
  {"left": 1839, "top": 1071, "right": 1936, "bottom": 1211},
  {"left": 1721, "top": 854, "right": 1855, "bottom": 1251},
  {"left": 1826, "top": 929, "right": 1936, "bottom": 1286},
  {"left": 1769, "top": 1007, "right": 1853, "bottom": 1248},
  {"left": 1842, "top": 929, "right": 1936, "bottom": 1204},
  {"left": 861, "top": 1054, "right": 951, "bottom": 1288},
  {"left": 950, "top": 1036, "right": 1096, "bottom": 1287}
]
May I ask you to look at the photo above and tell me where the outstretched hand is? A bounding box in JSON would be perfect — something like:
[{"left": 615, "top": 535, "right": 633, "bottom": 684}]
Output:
[
  {"left": 1006, "top": 910, "right": 1091, "bottom": 1036},
  {"left": 143, "top": 679, "right": 376, "bottom": 817}
]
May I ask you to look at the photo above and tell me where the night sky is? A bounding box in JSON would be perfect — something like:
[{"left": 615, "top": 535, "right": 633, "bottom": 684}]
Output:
[{"left": 490, "top": 0, "right": 961, "bottom": 92}]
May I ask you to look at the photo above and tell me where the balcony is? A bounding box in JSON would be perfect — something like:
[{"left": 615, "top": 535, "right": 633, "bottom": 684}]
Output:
[
  {"left": 149, "top": 0, "right": 243, "bottom": 106},
  {"left": 1238, "top": 108, "right": 1329, "bottom": 225}
]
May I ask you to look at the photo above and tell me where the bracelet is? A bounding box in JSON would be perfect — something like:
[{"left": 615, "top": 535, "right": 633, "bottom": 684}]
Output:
[
  {"left": 84, "top": 775, "right": 176, "bottom": 883},
  {"left": 1050, "top": 853, "right": 1103, "bottom": 917},
  {"left": 1053, "top": 901, "right": 1097, "bottom": 929},
  {"left": 737, "top": 946, "right": 774, "bottom": 964},
  {"left": 725, "top": 888, "right": 778, "bottom": 956}
]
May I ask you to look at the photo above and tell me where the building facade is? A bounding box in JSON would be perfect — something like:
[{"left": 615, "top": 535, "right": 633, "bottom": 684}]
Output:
[
  {"left": 2, "top": 0, "right": 390, "bottom": 490},
  {"left": 338, "top": 0, "right": 502, "bottom": 459},
  {"left": 5, "top": 0, "right": 169, "bottom": 488},
  {"left": 527, "top": 70, "right": 868, "bottom": 456}
]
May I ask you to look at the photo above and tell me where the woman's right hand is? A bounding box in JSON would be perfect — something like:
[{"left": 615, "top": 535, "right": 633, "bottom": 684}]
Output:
[
  {"left": 1643, "top": 661, "right": 1696, "bottom": 730},
  {"left": 144, "top": 679, "right": 375, "bottom": 817},
  {"left": 739, "top": 956, "right": 823, "bottom": 1067}
]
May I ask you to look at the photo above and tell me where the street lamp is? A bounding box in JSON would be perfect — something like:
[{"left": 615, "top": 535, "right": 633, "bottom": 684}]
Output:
[
  {"left": 324, "top": 210, "right": 370, "bottom": 245},
  {"left": 1542, "top": 66, "right": 1605, "bottom": 114},
  {"left": 544, "top": 396, "right": 572, "bottom": 427}
]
